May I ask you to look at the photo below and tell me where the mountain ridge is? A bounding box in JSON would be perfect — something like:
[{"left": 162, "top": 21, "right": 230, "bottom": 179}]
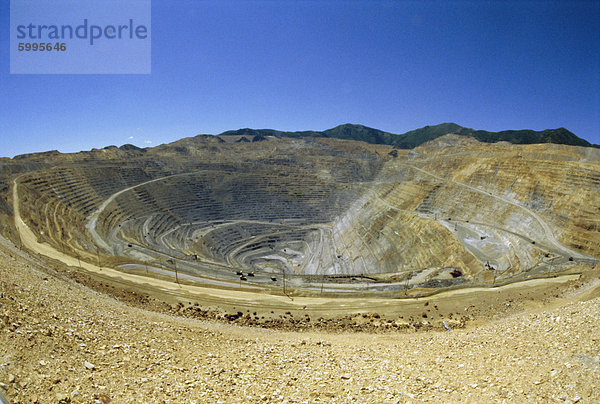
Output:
[
  {"left": 8, "top": 123, "right": 598, "bottom": 160},
  {"left": 220, "top": 123, "right": 598, "bottom": 149}
]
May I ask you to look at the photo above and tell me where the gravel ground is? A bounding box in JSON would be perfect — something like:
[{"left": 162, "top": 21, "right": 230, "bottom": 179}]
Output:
[{"left": 1, "top": 242, "right": 599, "bottom": 403}]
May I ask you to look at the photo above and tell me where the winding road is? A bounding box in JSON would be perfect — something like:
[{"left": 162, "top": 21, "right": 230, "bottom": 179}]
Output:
[
  {"left": 85, "top": 171, "right": 201, "bottom": 252},
  {"left": 11, "top": 161, "right": 597, "bottom": 312},
  {"left": 401, "top": 163, "right": 593, "bottom": 260}
]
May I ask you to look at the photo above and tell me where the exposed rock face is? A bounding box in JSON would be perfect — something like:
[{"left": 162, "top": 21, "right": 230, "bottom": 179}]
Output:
[
  {"left": 414, "top": 136, "right": 600, "bottom": 256},
  {"left": 3, "top": 134, "right": 599, "bottom": 294}
]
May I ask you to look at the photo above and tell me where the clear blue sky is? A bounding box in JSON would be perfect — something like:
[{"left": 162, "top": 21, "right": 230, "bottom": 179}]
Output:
[{"left": 1, "top": 0, "right": 599, "bottom": 157}]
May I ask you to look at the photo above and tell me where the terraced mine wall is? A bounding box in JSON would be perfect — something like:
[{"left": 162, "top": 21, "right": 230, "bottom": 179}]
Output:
[{"left": 4, "top": 135, "right": 600, "bottom": 296}]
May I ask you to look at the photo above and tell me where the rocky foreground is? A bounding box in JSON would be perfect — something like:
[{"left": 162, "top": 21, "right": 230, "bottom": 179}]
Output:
[{"left": 1, "top": 238, "right": 599, "bottom": 403}]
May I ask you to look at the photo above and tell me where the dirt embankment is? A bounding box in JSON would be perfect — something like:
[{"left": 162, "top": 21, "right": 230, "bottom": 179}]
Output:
[{"left": 1, "top": 237, "right": 599, "bottom": 403}]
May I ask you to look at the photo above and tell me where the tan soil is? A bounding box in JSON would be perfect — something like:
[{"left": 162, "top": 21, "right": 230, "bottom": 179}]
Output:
[{"left": 1, "top": 236, "right": 599, "bottom": 403}]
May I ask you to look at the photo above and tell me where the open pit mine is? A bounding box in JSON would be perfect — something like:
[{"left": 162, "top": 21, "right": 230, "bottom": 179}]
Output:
[{"left": 2, "top": 131, "right": 598, "bottom": 303}]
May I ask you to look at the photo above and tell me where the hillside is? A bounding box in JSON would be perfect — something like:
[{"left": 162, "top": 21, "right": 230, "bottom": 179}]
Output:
[
  {"left": 0, "top": 132, "right": 599, "bottom": 402},
  {"left": 1, "top": 233, "right": 599, "bottom": 402}
]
